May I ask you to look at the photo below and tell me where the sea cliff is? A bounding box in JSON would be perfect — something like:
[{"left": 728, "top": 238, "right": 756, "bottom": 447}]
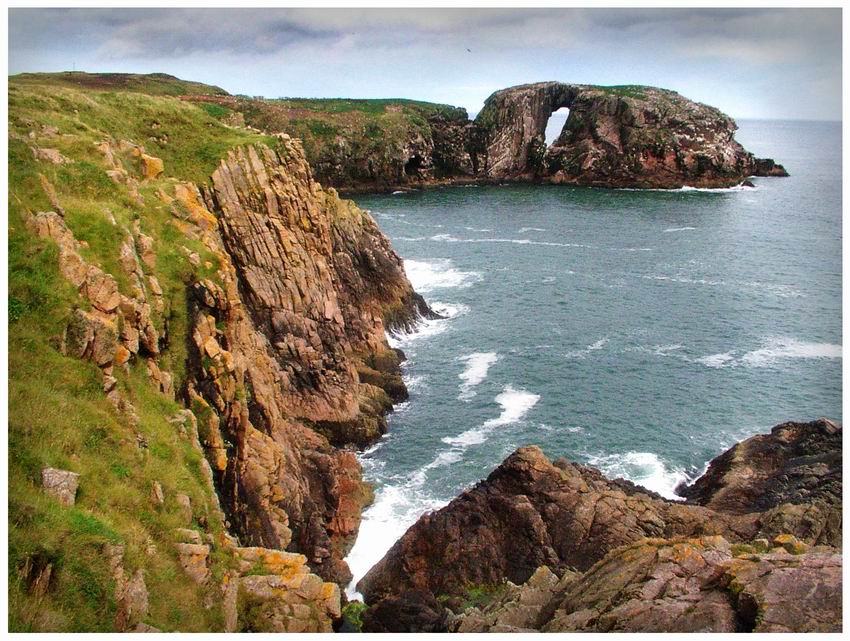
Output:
[{"left": 8, "top": 73, "right": 829, "bottom": 634}]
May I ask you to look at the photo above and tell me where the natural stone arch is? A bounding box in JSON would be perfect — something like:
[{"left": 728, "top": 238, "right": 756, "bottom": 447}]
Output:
[
  {"left": 473, "top": 81, "right": 787, "bottom": 188},
  {"left": 474, "top": 82, "right": 582, "bottom": 178}
]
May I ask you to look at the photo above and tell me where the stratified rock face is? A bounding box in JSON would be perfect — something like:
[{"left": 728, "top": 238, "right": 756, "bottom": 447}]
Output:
[
  {"left": 359, "top": 421, "right": 841, "bottom": 614},
  {"left": 182, "top": 135, "right": 427, "bottom": 583},
  {"left": 475, "top": 82, "right": 788, "bottom": 188}
]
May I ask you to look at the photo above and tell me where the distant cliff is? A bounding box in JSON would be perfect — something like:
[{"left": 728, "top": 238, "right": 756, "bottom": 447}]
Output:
[
  {"left": 185, "top": 80, "right": 787, "bottom": 190},
  {"left": 19, "top": 73, "right": 785, "bottom": 191}
]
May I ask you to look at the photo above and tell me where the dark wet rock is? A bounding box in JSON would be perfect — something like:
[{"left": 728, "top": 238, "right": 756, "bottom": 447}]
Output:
[
  {"left": 677, "top": 418, "right": 841, "bottom": 518},
  {"left": 361, "top": 589, "right": 449, "bottom": 633}
]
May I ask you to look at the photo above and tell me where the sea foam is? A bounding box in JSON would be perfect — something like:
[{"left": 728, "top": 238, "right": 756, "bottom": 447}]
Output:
[
  {"left": 696, "top": 337, "right": 842, "bottom": 369},
  {"left": 442, "top": 386, "right": 540, "bottom": 447},
  {"left": 403, "top": 258, "right": 481, "bottom": 293},
  {"left": 586, "top": 451, "right": 687, "bottom": 500},
  {"left": 386, "top": 302, "right": 469, "bottom": 349},
  {"left": 457, "top": 352, "right": 499, "bottom": 400}
]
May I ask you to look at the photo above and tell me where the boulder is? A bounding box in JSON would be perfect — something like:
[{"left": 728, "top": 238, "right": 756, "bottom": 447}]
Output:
[
  {"left": 41, "top": 468, "right": 79, "bottom": 506},
  {"left": 140, "top": 154, "right": 164, "bottom": 179},
  {"left": 360, "top": 420, "right": 841, "bottom": 629}
]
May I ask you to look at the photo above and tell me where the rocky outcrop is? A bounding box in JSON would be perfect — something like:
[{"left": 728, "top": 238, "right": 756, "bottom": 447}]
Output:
[
  {"left": 27, "top": 123, "right": 426, "bottom": 591},
  {"left": 474, "top": 82, "right": 788, "bottom": 188},
  {"left": 677, "top": 418, "right": 841, "bottom": 514},
  {"left": 40, "top": 468, "right": 80, "bottom": 507},
  {"left": 359, "top": 420, "right": 840, "bottom": 629},
  {"left": 452, "top": 535, "right": 841, "bottom": 633}
]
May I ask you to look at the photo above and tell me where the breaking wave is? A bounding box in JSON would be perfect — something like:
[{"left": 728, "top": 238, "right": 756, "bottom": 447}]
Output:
[
  {"left": 697, "top": 337, "right": 842, "bottom": 369},
  {"left": 403, "top": 258, "right": 481, "bottom": 293},
  {"left": 564, "top": 337, "right": 609, "bottom": 359},
  {"left": 586, "top": 451, "right": 687, "bottom": 500},
  {"left": 442, "top": 386, "right": 540, "bottom": 448},
  {"left": 386, "top": 302, "right": 468, "bottom": 349},
  {"left": 457, "top": 352, "right": 499, "bottom": 400}
]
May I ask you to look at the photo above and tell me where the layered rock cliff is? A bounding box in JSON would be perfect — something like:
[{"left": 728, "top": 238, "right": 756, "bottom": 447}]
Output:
[
  {"left": 183, "top": 136, "right": 429, "bottom": 584},
  {"left": 188, "top": 80, "right": 786, "bottom": 190},
  {"left": 358, "top": 419, "right": 841, "bottom": 632}
]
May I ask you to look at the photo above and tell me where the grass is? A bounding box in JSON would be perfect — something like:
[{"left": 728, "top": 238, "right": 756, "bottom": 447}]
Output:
[
  {"left": 7, "top": 74, "right": 277, "bottom": 632},
  {"left": 10, "top": 71, "right": 228, "bottom": 97}
]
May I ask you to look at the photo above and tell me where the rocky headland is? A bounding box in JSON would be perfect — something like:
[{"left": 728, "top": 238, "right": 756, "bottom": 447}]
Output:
[
  {"left": 9, "top": 74, "right": 430, "bottom": 630},
  {"left": 184, "top": 80, "right": 787, "bottom": 190}
]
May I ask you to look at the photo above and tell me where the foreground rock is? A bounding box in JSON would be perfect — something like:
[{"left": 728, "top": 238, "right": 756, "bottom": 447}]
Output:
[
  {"left": 359, "top": 420, "right": 841, "bottom": 631},
  {"left": 452, "top": 536, "right": 841, "bottom": 633}
]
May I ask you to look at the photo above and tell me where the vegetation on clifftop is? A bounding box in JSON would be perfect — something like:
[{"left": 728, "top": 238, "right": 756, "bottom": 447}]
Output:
[{"left": 8, "top": 74, "right": 274, "bottom": 631}]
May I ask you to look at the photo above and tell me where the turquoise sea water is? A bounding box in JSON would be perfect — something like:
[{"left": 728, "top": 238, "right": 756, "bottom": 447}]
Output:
[{"left": 345, "top": 120, "right": 842, "bottom": 592}]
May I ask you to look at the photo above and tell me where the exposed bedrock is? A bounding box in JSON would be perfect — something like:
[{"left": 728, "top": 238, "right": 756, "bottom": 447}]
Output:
[
  {"left": 358, "top": 419, "right": 840, "bottom": 631},
  {"left": 183, "top": 135, "right": 429, "bottom": 584},
  {"left": 474, "top": 81, "right": 788, "bottom": 188}
]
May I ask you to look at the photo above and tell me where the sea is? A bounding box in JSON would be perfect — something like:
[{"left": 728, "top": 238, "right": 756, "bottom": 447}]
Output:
[{"left": 344, "top": 119, "right": 842, "bottom": 595}]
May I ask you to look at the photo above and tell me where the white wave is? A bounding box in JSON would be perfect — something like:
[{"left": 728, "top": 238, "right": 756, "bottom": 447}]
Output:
[
  {"left": 695, "top": 352, "right": 735, "bottom": 368},
  {"left": 628, "top": 343, "right": 684, "bottom": 357},
  {"left": 391, "top": 190, "right": 406, "bottom": 195},
  {"left": 696, "top": 337, "right": 842, "bottom": 369},
  {"left": 663, "top": 226, "right": 697, "bottom": 233},
  {"left": 644, "top": 274, "right": 724, "bottom": 286},
  {"left": 386, "top": 302, "right": 469, "bottom": 348},
  {"left": 426, "top": 233, "right": 594, "bottom": 250},
  {"left": 587, "top": 451, "right": 687, "bottom": 500},
  {"left": 618, "top": 183, "right": 755, "bottom": 193},
  {"left": 564, "top": 337, "right": 609, "bottom": 359},
  {"left": 403, "top": 258, "right": 481, "bottom": 293},
  {"left": 644, "top": 274, "right": 804, "bottom": 298},
  {"left": 443, "top": 386, "right": 540, "bottom": 447},
  {"left": 463, "top": 226, "right": 492, "bottom": 232},
  {"left": 679, "top": 184, "right": 755, "bottom": 193},
  {"left": 457, "top": 352, "right": 499, "bottom": 400},
  {"left": 518, "top": 227, "right": 546, "bottom": 233},
  {"left": 741, "top": 337, "right": 842, "bottom": 367},
  {"left": 345, "top": 481, "right": 448, "bottom": 598}
]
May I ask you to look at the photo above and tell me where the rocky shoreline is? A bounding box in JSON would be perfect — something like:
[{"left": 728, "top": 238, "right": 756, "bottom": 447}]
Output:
[
  {"left": 357, "top": 419, "right": 841, "bottom": 632},
  {"left": 184, "top": 80, "right": 788, "bottom": 192}
]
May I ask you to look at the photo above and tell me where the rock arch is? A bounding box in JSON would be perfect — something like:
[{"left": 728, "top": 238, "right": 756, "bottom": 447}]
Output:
[{"left": 474, "top": 82, "right": 787, "bottom": 188}]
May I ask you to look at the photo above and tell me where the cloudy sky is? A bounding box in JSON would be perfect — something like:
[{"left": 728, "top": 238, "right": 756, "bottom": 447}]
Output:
[{"left": 9, "top": 8, "right": 842, "bottom": 120}]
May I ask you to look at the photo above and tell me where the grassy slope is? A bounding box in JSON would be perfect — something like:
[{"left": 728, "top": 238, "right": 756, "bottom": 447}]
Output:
[
  {"left": 7, "top": 77, "right": 278, "bottom": 631},
  {"left": 13, "top": 73, "right": 471, "bottom": 186},
  {"left": 10, "top": 71, "right": 228, "bottom": 97},
  {"left": 193, "top": 96, "right": 469, "bottom": 184}
]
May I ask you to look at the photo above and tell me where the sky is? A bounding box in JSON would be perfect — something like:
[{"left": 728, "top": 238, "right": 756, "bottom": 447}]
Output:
[{"left": 8, "top": 7, "right": 843, "bottom": 120}]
